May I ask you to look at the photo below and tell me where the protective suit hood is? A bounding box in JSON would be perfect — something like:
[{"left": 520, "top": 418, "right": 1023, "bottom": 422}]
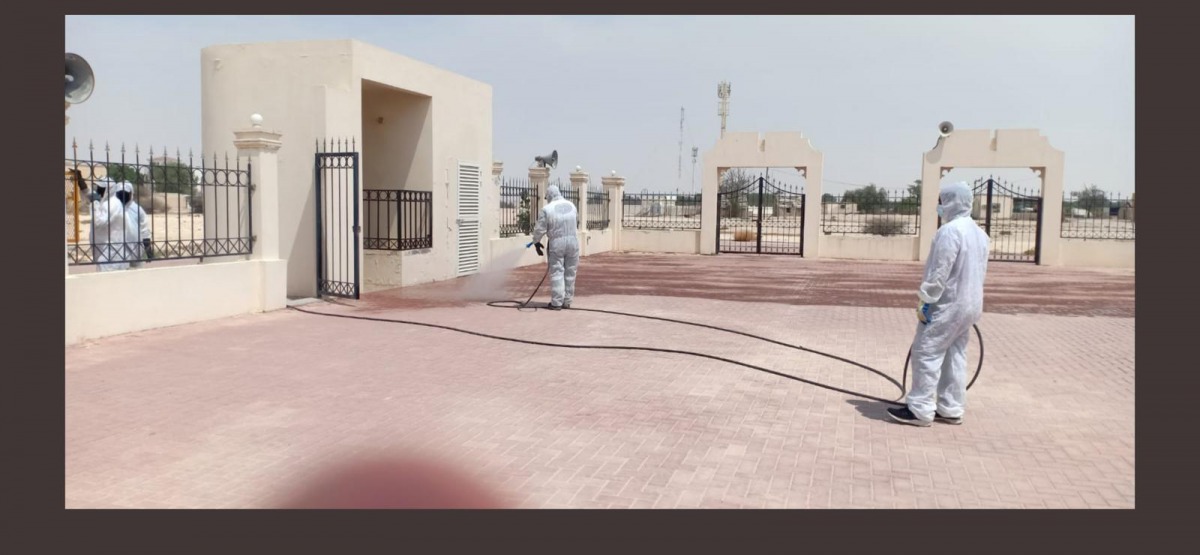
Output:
[
  {"left": 115, "top": 181, "right": 135, "bottom": 204},
  {"left": 545, "top": 185, "right": 563, "bottom": 202},
  {"left": 939, "top": 181, "right": 973, "bottom": 222}
]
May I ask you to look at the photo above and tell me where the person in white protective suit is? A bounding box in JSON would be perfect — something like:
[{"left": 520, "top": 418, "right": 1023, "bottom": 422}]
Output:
[
  {"left": 116, "top": 181, "right": 154, "bottom": 269},
  {"left": 887, "top": 181, "right": 989, "bottom": 427},
  {"left": 529, "top": 184, "right": 580, "bottom": 310},
  {"left": 93, "top": 181, "right": 152, "bottom": 272},
  {"left": 80, "top": 177, "right": 124, "bottom": 271}
]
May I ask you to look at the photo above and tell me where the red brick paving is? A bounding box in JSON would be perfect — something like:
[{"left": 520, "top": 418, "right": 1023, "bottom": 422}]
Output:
[
  {"left": 363, "top": 253, "right": 1135, "bottom": 318},
  {"left": 65, "top": 254, "right": 1134, "bottom": 508}
]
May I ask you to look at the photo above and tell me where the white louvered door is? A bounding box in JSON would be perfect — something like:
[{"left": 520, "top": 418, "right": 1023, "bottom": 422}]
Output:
[{"left": 456, "top": 163, "right": 482, "bottom": 275}]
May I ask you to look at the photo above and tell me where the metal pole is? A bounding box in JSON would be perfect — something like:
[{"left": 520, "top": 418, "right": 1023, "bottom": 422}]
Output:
[
  {"left": 755, "top": 176, "right": 764, "bottom": 254},
  {"left": 1035, "top": 196, "right": 1044, "bottom": 265},
  {"left": 315, "top": 152, "right": 324, "bottom": 295},
  {"left": 985, "top": 177, "right": 994, "bottom": 236},
  {"left": 352, "top": 153, "right": 360, "bottom": 299}
]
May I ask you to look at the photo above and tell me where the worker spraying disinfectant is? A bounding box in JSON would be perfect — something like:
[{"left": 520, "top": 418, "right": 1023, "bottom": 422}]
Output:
[{"left": 524, "top": 184, "right": 580, "bottom": 311}]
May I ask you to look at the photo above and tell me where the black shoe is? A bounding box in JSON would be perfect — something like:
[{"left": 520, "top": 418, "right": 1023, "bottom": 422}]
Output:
[
  {"left": 935, "top": 412, "right": 963, "bottom": 425},
  {"left": 546, "top": 303, "right": 562, "bottom": 311},
  {"left": 563, "top": 302, "right": 571, "bottom": 309},
  {"left": 886, "top": 406, "right": 932, "bottom": 427}
]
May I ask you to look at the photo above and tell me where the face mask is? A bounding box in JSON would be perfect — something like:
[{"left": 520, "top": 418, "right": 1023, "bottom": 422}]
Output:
[{"left": 937, "top": 205, "right": 945, "bottom": 218}]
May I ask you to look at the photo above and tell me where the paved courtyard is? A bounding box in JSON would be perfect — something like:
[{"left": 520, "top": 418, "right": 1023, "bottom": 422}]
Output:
[{"left": 65, "top": 253, "right": 1135, "bottom": 509}]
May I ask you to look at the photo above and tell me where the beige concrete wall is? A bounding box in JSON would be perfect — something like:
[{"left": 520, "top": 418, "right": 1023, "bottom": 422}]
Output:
[
  {"left": 916, "top": 129, "right": 1134, "bottom": 269},
  {"left": 583, "top": 229, "right": 614, "bottom": 256},
  {"left": 202, "top": 40, "right": 356, "bottom": 298},
  {"left": 66, "top": 121, "right": 288, "bottom": 345},
  {"left": 819, "top": 235, "right": 920, "bottom": 262},
  {"left": 65, "top": 259, "right": 285, "bottom": 344},
  {"left": 361, "top": 81, "right": 433, "bottom": 191},
  {"left": 920, "top": 129, "right": 1065, "bottom": 265},
  {"left": 372, "top": 230, "right": 614, "bottom": 296},
  {"left": 355, "top": 41, "right": 493, "bottom": 289},
  {"left": 1060, "top": 239, "right": 1135, "bottom": 269},
  {"left": 701, "top": 132, "right": 824, "bottom": 256},
  {"left": 202, "top": 39, "right": 492, "bottom": 297},
  {"left": 620, "top": 230, "right": 702, "bottom": 254},
  {"left": 601, "top": 175, "right": 625, "bottom": 252},
  {"left": 362, "top": 248, "right": 443, "bottom": 292}
]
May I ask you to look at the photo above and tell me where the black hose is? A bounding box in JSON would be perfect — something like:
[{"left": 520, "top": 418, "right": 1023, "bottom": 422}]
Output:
[
  {"left": 495, "top": 250, "right": 982, "bottom": 399},
  {"left": 290, "top": 249, "right": 984, "bottom": 407},
  {"left": 290, "top": 304, "right": 907, "bottom": 405},
  {"left": 900, "top": 324, "right": 985, "bottom": 393}
]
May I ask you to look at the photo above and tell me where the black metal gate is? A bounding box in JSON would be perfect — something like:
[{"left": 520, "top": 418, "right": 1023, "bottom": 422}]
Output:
[
  {"left": 315, "top": 139, "right": 361, "bottom": 299},
  {"left": 970, "top": 177, "right": 1043, "bottom": 263},
  {"left": 717, "top": 175, "right": 805, "bottom": 255}
]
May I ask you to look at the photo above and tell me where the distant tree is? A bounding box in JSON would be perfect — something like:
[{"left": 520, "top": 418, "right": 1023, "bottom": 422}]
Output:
[
  {"left": 896, "top": 180, "right": 921, "bottom": 215},
  {"left": 843, "top": 184, "right": 889, "bottom": 214},
  {"left": 719, "top": 168, "right": 754, "bottom": 192},
  {"left": 106, "top": 161, "right": 198, "bottom": 195},
  {"left": 105, "top": 163, "right": 144, "bottom": 188},
  {"left": 148, "top": 161, "right": 198, "bottom": 195},
  {"left": 1073, "top": 185, "right": 1110, "bottom": 217},
  {"left": 516, "top": 190, "right": 533, "bottom": 234},
  {"left": 720, "top": 169, "right": 755, "bottom": 217},
  {"left": 907, "top": 180, "right": 921, "bottom": 199}
]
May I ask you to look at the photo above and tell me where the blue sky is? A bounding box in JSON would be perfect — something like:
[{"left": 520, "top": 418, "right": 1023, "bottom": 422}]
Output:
[{"left": 65, "top": 15, "right": 1134, "bottom": 194}]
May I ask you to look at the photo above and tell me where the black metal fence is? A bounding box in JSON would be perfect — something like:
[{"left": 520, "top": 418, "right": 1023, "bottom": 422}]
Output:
[
  {"left": 364, "top": 189, "right": 433, "bottom": 250},
  {"left": 821, "top": 187, "right": 920, "bottom": 236},
  {"left": 315, "top": 138, "right": 359, "bottom": 299},
  {"left": 718, "top": 176, "right": 804, "bottom": 255},
  {"left": 622, "top": 193, "right": 702, "bottom": 230},
  {"left": 65, "top": 140, "right": 253, "bottom": 267},
  {"left": 499, "top": 177, "right": 535, "bottom": 237},
  {"left": 1060, "top": 188, "right": 1135, "bottom": 240},
  {"left": 967, "top": 177, "right": 1043, "bottom": 263},
  {"left": 587, "top": 190, "right": 610, "bottom": 230}
]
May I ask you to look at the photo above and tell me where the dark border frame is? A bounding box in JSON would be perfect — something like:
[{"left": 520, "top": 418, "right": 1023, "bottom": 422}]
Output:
[{"left": 25, "top": 4, "right": 1186, "bottom": 552}]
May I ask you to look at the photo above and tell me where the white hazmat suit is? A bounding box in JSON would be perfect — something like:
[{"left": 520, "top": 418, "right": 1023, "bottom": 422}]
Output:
[
  {"left": 95, "top": 181, "right": 151, "bottom": 272},
  {"left": 120, "top": 182, "right": 153, "bottom": 268},
  {"left": 531, "top": 185, "right": 580, "bottom": 309},
  {"left": 88, "top": 178, "right": 124, "bottom": 271},
  {"left": 904, "top": 181, "right": 990, "bottom": 423}
]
